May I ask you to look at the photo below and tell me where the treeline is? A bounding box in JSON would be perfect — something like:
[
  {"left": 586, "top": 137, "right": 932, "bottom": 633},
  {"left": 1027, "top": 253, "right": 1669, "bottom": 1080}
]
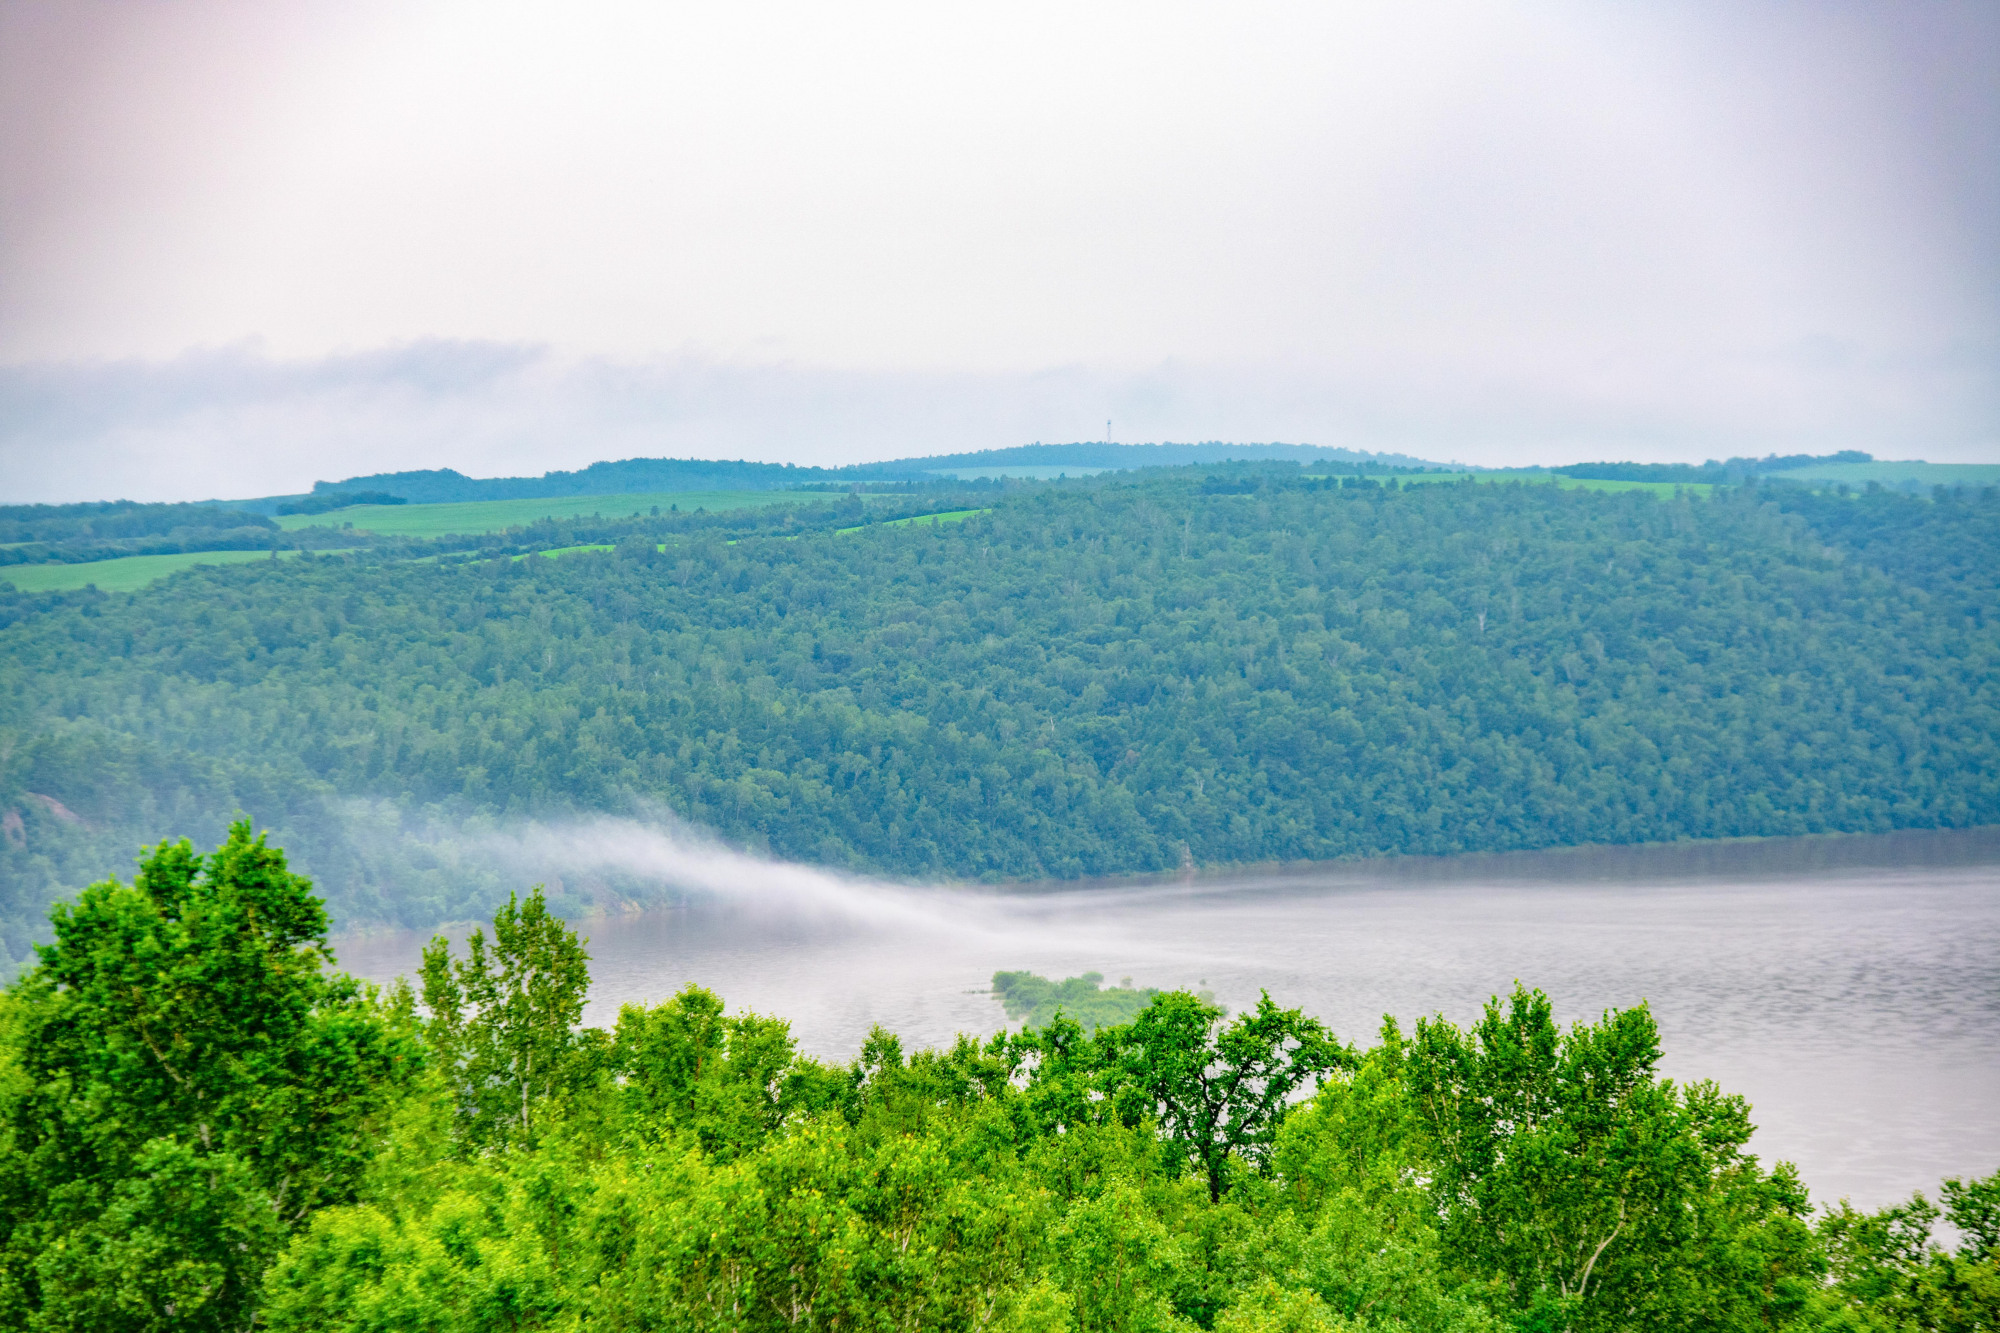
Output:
[
  {"left": 306, "top": 443, "right": 1434, "bottom": 506},
  {"left": 276, "top": 490, "right": 409, "bottom": 515},
  {"left": 0, "top": 471, "right": 1995, "bottom": 957},
  {"left": 0, "top": 828, "right": 1993, "bottom": 1331},
  {"left": 0, "top": 499, "right": 292, "bottom": 567},
  {"left": 311, "top": 456, "right": 934, "bottom": 504},
  {"left": 0, "top": 499, "right": 277, "bottom": 544},
  {"left": 1556, "top": 450, "right": 1874, "bottom": 485},
  {"left": 899, "top": 441, "right": 1444, "bottom": 472}
]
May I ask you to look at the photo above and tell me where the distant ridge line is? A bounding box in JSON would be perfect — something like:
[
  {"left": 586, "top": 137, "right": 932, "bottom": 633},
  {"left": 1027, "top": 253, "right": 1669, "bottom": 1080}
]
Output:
[
  {"left": 279, "top": 442, "right": 1450, "bottom": 507},
  {"left": 894, "top": 440, "right": 1445, "bottom": 471}
]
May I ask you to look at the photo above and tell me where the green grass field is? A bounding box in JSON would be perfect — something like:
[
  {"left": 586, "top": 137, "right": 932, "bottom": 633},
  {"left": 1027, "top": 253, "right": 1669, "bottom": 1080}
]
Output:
[
  {"left": 0, "top": 549, "right": 323, "bottom": 593},
  {"left": 924, "top": 465, "right": 1116, "bottom": 480},
  {"left": 841, "top": 508, "right": 992, "bottom": 533},
  {"left": 1400, "top": 471, "right": 1717, "bottom": 497},
  {"left": 1763, "top": 461, "right": 2000, "bottom": 487},
  {"left": 276, "top": 490, "right": 820, "bottom": 537}
]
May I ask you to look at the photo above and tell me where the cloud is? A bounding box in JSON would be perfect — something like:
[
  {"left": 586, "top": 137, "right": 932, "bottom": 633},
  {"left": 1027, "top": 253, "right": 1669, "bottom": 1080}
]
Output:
[
  {"left": 486, "top": 813, "right": 979, "bottom": 936},
  {"left": 1, "top": 337, "right": 1994, "bottom": 502},
  {"left": 0, "top": 0, "right": 1993, "bottom": 499}
]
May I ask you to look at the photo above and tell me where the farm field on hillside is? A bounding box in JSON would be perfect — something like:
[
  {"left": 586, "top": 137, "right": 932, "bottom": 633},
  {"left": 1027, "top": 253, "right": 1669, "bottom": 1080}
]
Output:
[
  {"left": 924, "top": 464, "right": 1117, "bottom": 479},
  {"left": 1764, "top": 460, "right": 2000, "bottom": 487},
  {"left": 845, "top": 507, "right": 992, "bottom": 531},
  {"left": 1403, "top": 470, "right": 1717, "bottom": 496},
  {"left": 276, "top": 489, "right": 823, "bottom": 537},
  {"left": 0, "top": 548, "right": 320, "bottom": 593}
]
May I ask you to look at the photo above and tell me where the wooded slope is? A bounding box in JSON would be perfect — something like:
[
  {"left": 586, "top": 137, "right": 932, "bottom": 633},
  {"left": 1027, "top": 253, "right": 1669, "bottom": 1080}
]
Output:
[{"left": 2, "top": 473, "right": 1994, "bottom": 950}]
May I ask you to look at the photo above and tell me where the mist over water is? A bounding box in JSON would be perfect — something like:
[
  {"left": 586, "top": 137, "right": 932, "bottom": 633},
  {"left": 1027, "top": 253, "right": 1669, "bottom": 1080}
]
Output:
[
  {"left": 480, "top": 815, "right": 969, "bottom": 934},
  {"left": 337, "top": 821, "right": 2000, "bottom": 1215}
]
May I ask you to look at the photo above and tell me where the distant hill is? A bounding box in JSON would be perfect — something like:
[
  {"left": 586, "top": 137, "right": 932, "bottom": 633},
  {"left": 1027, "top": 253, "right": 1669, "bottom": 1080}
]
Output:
[
  {"left": 1759, "top": 459, "right": 2000, "bottom": 492},
  {"left": 901, "top": 441, "right": 1447, "bottom": 474},
  {"left": 1545, "top": 451, "right": 2000, "bottom": 491},
  {"left": 1550, "top": 451, "right": 1872, "bottom": 485},
  {"left": 253, "top": 442, "right": 1448, "bottom": 509},
  {"left": 288, "top": 457, "right": 914, "bottom": 507},
  {"left": 5, "top": 469, "right": 1994, "bottom": 955},
  {"left": 0, "top": 499, "right": 283, "bottom": 568}
]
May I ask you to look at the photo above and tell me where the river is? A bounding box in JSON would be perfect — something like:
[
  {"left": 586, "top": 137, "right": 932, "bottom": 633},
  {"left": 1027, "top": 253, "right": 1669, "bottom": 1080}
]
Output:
[{"left": 337, "top": 824, "right": 2000, "bottom": 1214}]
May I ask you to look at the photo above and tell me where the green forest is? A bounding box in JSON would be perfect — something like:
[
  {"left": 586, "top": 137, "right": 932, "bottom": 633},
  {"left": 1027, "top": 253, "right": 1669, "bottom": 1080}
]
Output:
[
  {"left": 0, "top": 826, "right": 1993, "bottom": 1332},
  {"left": 2, "top": 468, "right": 1996, "bottom": 960}
]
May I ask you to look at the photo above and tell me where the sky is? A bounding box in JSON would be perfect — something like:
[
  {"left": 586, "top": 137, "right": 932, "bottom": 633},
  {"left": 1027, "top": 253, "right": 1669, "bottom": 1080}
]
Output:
[{"left": 1, "top": 0, "right": 1995, "bottom": 502}]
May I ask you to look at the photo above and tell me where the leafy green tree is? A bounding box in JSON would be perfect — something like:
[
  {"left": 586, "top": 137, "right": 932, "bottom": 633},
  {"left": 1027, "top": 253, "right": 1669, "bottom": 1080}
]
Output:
[
  {"left": 1212, "top": 1279, "right": 1349, "bottom": 1333},
  {"left": 1105, "top": 990, "right": 1346, "bottom": 1202},
  {"left": 1272, "top": 1018, "right": 1426, "bottom": 1214},
  {"left": 1945, "top": 1171, "right": 2000, "bottom": 1262},
  {"left": 1408, "top": 984, "right": 1820, "bottom": 1332},
  {"left": 267, "top": 1092, "right": 1066, "bottom": 1333},
  {"left": 1810, "top": 1167, "right": 2000, "bottom": 1331},
  {"left": 612, "top": 982, "right": 799, "bottom": 1159},
  {"left": 28, "top": 1140, "right": 285, "bottom": 1333},
  {"left": 0, "top": 822, "right": 417, "bottom": 1332},
  {"left": 1050, "top": 1180, "right": 1195, "bottom": 1332},
  {"left": 1272, "top": 1025, "right": 1505, "bottom": 1332},
  {"left": 418, "top": 886, "right": 601, "bottom": 1150},
  {"left": 262, "top": 1165, "right": 568, "bottom": 1332}
]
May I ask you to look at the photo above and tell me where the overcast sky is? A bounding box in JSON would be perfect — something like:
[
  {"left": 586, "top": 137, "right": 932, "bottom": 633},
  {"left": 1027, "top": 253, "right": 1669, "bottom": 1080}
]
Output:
[{"left": 2, "top": 0, "right": 1994, "bottom": 501}]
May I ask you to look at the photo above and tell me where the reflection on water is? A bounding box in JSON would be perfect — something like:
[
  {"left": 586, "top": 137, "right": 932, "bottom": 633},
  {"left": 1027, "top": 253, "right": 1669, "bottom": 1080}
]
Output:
[{"left": 337, "top": 826, "right": 2000, "bottom": 1213}]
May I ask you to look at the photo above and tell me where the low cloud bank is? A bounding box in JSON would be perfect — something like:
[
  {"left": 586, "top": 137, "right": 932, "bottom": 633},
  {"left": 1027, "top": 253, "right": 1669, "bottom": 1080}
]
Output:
[
  {"left": 484, "top": 813, "right": 981, "bottom": 936},
  {"left": 5, "top": 341, "right": 1993, "bottom": 504}
]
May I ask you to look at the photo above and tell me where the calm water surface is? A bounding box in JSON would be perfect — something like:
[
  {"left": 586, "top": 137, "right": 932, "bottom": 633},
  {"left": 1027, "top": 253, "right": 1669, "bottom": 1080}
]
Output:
[{"left": 339, "top": 827, "right": 2000, "bottom": 1213}]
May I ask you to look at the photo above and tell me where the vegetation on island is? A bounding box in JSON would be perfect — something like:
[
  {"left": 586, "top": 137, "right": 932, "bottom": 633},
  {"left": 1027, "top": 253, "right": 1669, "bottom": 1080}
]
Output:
[
  {"left": 993, "top": 970, "right": 1164, "bottom": 1033},
  {"left": 1, "top": 469, "right": 1996, "bottom": 963},
  {"left": 0, "top": 828, "right": 1993, "bottom": 1331}
]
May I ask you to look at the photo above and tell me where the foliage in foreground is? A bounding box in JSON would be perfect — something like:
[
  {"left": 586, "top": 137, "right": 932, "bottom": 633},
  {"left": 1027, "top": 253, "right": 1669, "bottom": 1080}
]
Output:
[{"left": 0, "top": 830, "right": 1995, "bottom": 1331}]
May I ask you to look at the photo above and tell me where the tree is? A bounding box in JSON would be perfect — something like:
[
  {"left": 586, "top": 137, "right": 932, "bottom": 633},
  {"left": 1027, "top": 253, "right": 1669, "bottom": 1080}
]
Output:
[
  {"left": 612, "top": 983, "right": 799, "bottom": 1159},
  {"left": 1812, "top": 1166, "right": 2000, "bottom": 1330},
  {"left": 418, "top": 886, "right": 600, "bottom": 1150},
  {"left": 0, "top": 822, "right": 417, "bottom": 1332},
  {"left": 1408, "top": 984, "right": 1820, "bottom": 1332},
  {"left": 1103, "top": 990, "right": 1346, "bottom": 1202}
]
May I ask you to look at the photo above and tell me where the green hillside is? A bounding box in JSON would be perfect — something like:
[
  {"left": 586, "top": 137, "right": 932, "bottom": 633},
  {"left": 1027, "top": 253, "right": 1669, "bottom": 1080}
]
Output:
[
  {"left": 276, "top": 488, "right": 820, "bottom": 537},
  {"left": 1, "top": 548, "right": 314, "bottom": 593},
  {"left": 1405, "top": 470, "right": 1718, "bottom": 497},
  {"left": 1, "top": 470, "right": 1995, "bottom": 958},
  {"left": 1762, "top": 460, "right": 2000, "bottom": 487}
]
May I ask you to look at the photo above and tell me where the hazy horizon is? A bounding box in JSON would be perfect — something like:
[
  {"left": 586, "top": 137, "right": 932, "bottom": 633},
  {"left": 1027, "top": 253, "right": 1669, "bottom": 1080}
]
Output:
[{"left": 3, "top": 0, "right": 1994, "bottom": 502}]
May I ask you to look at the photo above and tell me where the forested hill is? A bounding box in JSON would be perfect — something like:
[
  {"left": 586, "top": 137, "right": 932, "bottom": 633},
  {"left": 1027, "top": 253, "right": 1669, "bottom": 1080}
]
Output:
[
  {"left": 2, "top": 471, "right": 1996, "bottom": 957},
  {"left": 293, "top": 456, "right": 914, "bottom": 505},
  {"left": 285, "top": 441, "right": 1440, "bottom": 506},
  {"left": 890, "top": 441, "right": 1441, "bottom": 472},
  {"left": 0, "top": 499, "right": 288, "bottom": 568}
]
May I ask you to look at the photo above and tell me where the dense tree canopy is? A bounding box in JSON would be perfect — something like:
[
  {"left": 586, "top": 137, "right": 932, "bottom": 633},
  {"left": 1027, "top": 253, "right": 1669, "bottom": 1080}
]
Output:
[
  {"left": 0, "top": 824, "right": 417, "bottom": 1330},
  {"left": 1, "top": 472, "right": 1995, "bottom": 959},
  {"left": 0, "top": 831, "right": 1990, "bottom": 1331}
]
